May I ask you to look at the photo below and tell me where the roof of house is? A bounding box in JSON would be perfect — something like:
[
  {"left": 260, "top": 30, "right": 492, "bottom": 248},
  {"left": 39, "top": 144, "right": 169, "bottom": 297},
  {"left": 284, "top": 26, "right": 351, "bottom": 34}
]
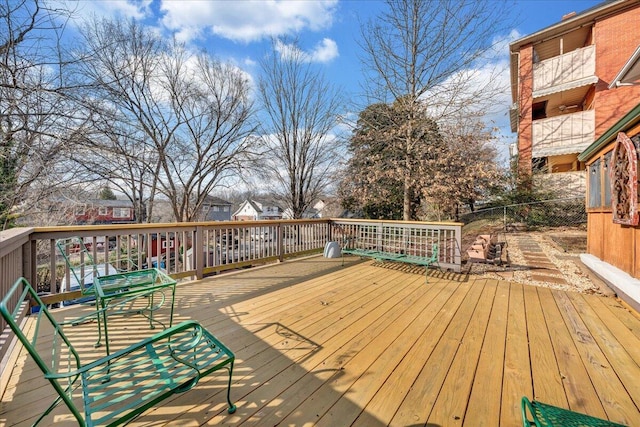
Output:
[
  {"left": 578, "top": 101, "right": 640, "bottom": 161},
  {"left": 233, "top": 199, "right": 263, "bottom": 216},
  {"left": 232, "top": 199, "right": 284, "bottom": 217},
  {"left": 86, "top": 199, "right": 134, "bottom": 208},
  {"left": 203, "top": 196, "right": 232, "bottom": 206}
]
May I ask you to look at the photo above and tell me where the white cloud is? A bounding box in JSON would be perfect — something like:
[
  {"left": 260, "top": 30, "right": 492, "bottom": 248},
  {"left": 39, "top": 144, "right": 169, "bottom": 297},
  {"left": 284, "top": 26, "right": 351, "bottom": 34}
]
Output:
[
  {"left": 310, "top": 38, "right": 339, "bottom": 63},
  {"left": 244, "top": 57, "right": 258, "bottom": 68},
  {"left": 275, "top": 38, "right": 339, "bottom": 63},
  {"left": 159, "top": 0, "right": 338, "bottom": 43},
  {"left": 65, "top": 0, "right": 153, "bottom": 21}
]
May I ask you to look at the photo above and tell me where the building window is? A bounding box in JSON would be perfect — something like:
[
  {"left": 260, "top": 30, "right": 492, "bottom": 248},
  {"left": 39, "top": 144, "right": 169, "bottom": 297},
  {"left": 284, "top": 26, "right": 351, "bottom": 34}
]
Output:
[
  {"left": 532, "top": 101, "right": 547, "bottom": 120},
  {"left": 98, "top": 207, "right": 107, "bottom": 216},
  {"left": 223, "top": 206, "right": 229, "bottom": 212},
  {"left": 603, "top": 152, "right": 612, "bottom": 207},
  {"left": 212, "top": 206, "right": 220, "bottom": 212},
  {"left": 112, "top": 208, "right": 131, "bottom": 218},
  {"left": 588, "top": 159, "right": 601, "bottom": 208}
]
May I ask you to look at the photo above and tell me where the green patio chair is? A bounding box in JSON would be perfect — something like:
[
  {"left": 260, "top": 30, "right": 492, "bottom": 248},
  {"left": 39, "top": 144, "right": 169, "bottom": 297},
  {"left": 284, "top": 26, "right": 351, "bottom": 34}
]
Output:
[
  {"left": 522, "top": 396, "right": 627, "bottom": 426},
  {"left": 0, "top": 277, "right": 236, "bottom": 426}
]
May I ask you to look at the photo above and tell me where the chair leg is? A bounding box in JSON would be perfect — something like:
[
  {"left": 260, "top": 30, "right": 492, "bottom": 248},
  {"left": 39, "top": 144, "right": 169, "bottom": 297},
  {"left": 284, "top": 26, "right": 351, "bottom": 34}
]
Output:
[{"left": 226, "top": 360, "right": 236, "bottom": 414}]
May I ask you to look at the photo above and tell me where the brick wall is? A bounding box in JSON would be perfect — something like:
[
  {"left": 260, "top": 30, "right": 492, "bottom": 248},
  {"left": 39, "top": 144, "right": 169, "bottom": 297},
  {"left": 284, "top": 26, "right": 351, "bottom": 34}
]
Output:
[
  {"left": 517, "top": 44, "right": 534, "bottom": 176},
  {"left": 593, "top": 5, "right": 640, "bottom": 138}
]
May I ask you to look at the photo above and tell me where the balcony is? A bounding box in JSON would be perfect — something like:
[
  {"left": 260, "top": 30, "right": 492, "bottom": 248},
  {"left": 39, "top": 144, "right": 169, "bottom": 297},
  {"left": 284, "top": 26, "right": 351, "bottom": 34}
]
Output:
[
  {"left": 1, "top": 220, "right": 639, "bottom": 425},
  {"left": 532, "top": 45, "right": 597, "bottom": 98},
  {"left": 532, "top": 110, "right": 595, "bottom": 158}
]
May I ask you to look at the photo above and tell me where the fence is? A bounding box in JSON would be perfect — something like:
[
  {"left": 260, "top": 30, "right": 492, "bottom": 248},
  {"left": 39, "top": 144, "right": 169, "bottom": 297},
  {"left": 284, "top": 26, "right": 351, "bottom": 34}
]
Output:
[{"left": 460, "top": 197, "right": 587, "bottom": 231}]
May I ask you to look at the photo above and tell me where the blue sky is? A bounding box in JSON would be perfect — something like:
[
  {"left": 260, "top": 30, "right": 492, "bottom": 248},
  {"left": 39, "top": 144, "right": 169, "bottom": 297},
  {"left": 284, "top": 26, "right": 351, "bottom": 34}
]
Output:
[{"left": 65, "top": 0, "right": 604, "bottom": 161}]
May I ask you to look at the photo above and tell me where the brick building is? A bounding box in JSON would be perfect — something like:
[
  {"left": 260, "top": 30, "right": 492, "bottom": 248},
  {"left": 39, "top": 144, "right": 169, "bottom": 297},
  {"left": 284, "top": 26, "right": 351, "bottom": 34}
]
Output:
[{"left": 509, "top": 0, "right": 640, "bottom": 196}]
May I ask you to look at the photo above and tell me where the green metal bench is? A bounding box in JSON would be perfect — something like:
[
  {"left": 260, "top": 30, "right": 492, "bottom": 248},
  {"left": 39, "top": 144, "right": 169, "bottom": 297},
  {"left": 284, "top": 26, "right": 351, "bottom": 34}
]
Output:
[
  {"left": 1, "top": 277, "right": 236, "bottom": 426},
  {"left": 342, "top": 239, "right": 440, "bottom": 282},
  {"left": 521, "top": 396, "right": 627, "bottom": 426}
]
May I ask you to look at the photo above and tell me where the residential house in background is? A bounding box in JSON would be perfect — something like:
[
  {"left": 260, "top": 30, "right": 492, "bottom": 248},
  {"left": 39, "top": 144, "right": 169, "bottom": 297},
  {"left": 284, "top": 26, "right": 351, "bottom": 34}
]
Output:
[
  {"left": 509, "top": 0, "right": 640, "bottom": 197},
  {"left": 282, "top": 200, "right": 326, "bottom": 219},
  {"left": 578, "top": 45, "right": 640, "bottom": 312},
  {"left": 200, "top": 196, "right": 232, "bottom": 222},
  {"left": 72, "top": 199, "right": 136, "bottom": 224},
  {"left": 233, "top": 199, "right": 283, "bottom": 221}
]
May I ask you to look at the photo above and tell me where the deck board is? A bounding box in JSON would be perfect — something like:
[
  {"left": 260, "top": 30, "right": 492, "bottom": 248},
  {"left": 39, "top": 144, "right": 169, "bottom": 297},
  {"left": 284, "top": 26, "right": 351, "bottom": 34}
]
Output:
[
  {"left": 388, "top": 278, "right": 488, "bottom": 426},
  {"left": 464, "top": 280, "right": 509, "bottom": 427},
  {"left": 565, "top": 291, "right": 640, "bottom": 424},
  {"left": 542, "top": 288, "right": 606, "bottom": 419},
  {"left": 427, "top": 279, "right": 498, "bottom": 426},
  {"left": 1, "top": 256, "right": 640, "bottom": 426}
]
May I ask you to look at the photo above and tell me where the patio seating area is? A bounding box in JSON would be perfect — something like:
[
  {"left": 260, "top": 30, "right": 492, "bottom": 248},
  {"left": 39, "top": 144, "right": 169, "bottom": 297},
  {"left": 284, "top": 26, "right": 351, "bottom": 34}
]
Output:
[{"left": 1, "top": 255, "right": 639, "bottom": 426}]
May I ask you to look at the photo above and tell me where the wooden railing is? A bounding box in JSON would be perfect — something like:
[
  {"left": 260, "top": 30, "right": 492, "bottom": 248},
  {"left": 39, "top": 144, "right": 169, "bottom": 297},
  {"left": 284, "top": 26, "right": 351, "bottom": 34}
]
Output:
[{"left": 0, "top": 218, "right": 462, "bottom": 364}]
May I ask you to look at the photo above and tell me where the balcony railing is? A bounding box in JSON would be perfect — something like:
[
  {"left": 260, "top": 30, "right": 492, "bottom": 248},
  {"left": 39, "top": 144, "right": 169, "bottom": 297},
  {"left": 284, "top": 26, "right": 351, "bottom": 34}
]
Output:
[
  {"left": 532, "top": 109, "right": 595, "bottom": 158},
  {"left": 533, "top": 45, "right": 597, "bottom": 97},
  {"left": 0, "top": 218, "right": 462, "bottom": 360}
]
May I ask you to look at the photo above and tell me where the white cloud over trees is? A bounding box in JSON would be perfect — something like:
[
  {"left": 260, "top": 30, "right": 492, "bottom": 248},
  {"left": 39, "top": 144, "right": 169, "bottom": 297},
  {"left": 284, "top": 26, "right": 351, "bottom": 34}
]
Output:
[
  {"left": 159, "top": 0, "right": 338, "bottom": 43},
  {"left": 275, "top": 38, "right": 339, "bottom": 63}
]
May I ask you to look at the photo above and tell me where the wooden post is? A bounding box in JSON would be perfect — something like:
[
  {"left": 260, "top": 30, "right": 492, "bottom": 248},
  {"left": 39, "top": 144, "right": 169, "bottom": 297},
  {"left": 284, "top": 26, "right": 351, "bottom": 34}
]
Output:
[{"left": 195, "top": 226, "right": 204, "bottom": 280}]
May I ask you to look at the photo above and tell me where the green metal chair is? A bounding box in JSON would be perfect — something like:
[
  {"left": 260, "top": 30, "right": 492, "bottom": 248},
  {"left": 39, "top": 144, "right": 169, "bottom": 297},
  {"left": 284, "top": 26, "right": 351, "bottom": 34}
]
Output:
[
  {"left": 0, "top": 277, "right": 236, "bottom": 426},
  {"left": 522, "top": 396, "right": 627, "bottom": 426}
]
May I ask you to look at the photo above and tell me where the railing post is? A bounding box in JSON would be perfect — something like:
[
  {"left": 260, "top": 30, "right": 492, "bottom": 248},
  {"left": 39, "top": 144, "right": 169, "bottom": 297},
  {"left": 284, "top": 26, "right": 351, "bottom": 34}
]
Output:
[
  {"left": 503, "top": 207, "right": 507, "bottom": 231},
  {"left": 26, "top": 239, "right": 36, "bottom": 288},
  {"left": 454, "top": 223, "right": 462, "bottom": 269},
  {"left": 277, "top": 223, "right": 284, "bottom": 262},
  {"left": 48, "top": 239, "right": 57, "bottom": 295},
  {"left": 195, "top": 225, "right": 204, "bottom": 280}
]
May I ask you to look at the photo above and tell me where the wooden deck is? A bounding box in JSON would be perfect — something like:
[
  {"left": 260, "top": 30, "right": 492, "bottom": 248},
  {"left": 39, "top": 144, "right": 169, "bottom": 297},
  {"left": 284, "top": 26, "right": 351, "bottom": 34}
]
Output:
[{"left": 2, "top": 256, "right": 640, "bottom": 426}]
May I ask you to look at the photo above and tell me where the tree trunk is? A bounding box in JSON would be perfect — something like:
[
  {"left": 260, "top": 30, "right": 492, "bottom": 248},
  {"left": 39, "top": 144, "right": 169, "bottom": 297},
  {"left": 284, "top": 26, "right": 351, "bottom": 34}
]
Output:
[{"left": 403, "top": 175, "right": 412, "bottom": 221}]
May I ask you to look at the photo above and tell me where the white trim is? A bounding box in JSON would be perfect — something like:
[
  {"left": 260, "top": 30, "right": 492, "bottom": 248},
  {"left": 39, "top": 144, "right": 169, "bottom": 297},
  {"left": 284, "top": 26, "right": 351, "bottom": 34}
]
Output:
[
  {"left": 581, "top": 253, "right": 640, "bottom": 312},
  {"left": 609, "top": 45, "right": 640, "bottom": 89}
]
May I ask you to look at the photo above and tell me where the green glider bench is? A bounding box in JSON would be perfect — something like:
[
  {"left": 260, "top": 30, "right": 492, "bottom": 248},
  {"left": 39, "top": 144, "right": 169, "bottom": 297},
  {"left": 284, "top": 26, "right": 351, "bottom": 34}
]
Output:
[
  {"left": 342, "top": 239, "right": 440, "bottom": 282},
  {"left": 0, "top": 277, "right": 236, "bottom": 426},
  {"left": 522, "top": 396, "right": 627, "bottom": 427}
]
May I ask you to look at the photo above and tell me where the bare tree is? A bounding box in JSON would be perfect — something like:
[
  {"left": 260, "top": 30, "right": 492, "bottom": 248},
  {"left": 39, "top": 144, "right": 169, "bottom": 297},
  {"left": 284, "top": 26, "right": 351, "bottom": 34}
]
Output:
[
  {"left": 360, "top": 0, "right": 510, "bottom": 220},
  {"left": 0, "top": 0, "right": 82, "bottom": 229},
  {"left": 78, "top": 18, "right": 256, "bottom": 222},
  {"left": 257, "top": 39, "right": 343, "bottom": 219},
  {"left": 68, "top": 117, "right": 157, "bottom": 223}
]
